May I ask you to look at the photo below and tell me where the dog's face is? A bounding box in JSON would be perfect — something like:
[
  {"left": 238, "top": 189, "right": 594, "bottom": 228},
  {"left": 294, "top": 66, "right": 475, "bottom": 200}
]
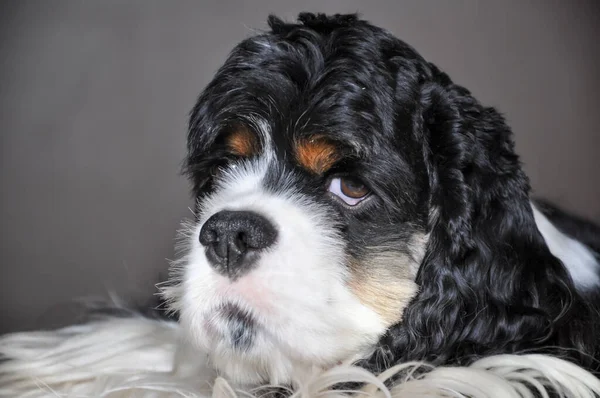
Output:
[
  {"left": 164, "top": 14, "right": 433, "bottom": 384},
  {"left": 164, "top": 13, "right": 597, "bottom": 384}
]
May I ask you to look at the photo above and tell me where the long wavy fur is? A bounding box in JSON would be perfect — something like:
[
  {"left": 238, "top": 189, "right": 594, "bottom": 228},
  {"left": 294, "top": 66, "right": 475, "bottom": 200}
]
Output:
[
  {"left": 359, "top": 46, "right": 600, "bottom": 375},
  {"left": 2, "top": 315, "right": 600, "bottom": 397}
]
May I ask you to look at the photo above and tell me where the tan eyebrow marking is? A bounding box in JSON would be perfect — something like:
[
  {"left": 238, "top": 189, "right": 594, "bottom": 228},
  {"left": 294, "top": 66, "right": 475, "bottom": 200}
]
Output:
[
  {"left": 295, "top": 136, "right": 340, "bottom": 174},
  {"left": 226, "top": 125, "right": 259, "bottom": 157}
]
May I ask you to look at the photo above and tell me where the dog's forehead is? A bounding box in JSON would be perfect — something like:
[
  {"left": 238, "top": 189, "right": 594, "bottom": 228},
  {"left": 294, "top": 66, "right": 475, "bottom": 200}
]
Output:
[
  {"left": 212, "top": 37, "right": 400, "bottom": 131},
  {"left": 186, "top": 25, "right": 427, "bottom": 188},
  {"left": 218, "top": 52, "right": 401, "bottom": 162}
]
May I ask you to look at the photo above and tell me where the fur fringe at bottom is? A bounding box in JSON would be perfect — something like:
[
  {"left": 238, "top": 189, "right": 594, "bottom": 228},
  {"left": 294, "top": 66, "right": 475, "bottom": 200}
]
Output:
[{"left": 1, "top": 316, "right": 599, "bottom": 398}]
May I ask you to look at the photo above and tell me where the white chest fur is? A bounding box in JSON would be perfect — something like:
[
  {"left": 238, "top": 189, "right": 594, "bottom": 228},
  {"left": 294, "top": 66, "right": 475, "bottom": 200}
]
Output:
[{"left": 532, "top": 203, "right": 600, "bottom": 290}]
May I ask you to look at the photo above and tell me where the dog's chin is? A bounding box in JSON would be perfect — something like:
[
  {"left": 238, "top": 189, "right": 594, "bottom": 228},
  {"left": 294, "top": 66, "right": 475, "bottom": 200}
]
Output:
[
  {"left": 179, "top": 267, "right": 386, "bottom": 385},
  {"left": 201, "top": 303, "right": 257, "bottom": 350}
]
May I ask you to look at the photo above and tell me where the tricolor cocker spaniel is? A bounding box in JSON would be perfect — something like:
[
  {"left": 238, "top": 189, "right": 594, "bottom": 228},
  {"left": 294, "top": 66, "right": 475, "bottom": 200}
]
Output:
[{"left": 1, "top": 13, "right": 600, "bottom": 398}]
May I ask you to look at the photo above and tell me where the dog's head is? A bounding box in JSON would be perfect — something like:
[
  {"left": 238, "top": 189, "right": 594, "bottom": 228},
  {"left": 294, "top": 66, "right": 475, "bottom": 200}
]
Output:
[{"left": 164, "top": 13, "right": 594, "bottom": 384}]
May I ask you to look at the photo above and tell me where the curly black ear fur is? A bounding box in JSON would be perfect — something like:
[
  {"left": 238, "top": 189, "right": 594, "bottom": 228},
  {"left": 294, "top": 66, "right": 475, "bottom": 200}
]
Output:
[{"left": 364, "top": 65, "right": 599, "bottom": 374}]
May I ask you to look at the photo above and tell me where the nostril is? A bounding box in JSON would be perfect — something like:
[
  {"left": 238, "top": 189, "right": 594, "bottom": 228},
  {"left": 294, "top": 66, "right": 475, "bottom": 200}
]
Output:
[
  {"left": 214, "top": 239, "right": 228, "bottom": 259},
  {"left": 235, "top": 232, "right": 248, "bottom": 252}
]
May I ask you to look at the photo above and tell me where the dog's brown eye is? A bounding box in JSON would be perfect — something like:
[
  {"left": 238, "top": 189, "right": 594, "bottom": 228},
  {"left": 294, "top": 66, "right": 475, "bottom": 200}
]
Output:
[
  {"left": 328, "top": 177, "right": 371, "bottom": 206},
  {"left": 340, "top": 178, "right": 369, "bottom": 198}
]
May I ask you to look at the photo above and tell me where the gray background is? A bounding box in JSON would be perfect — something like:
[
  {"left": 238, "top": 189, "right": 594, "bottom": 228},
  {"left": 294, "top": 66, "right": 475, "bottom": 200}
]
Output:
[{"left": 1, "top": 1, "right": 598, "bottom": 334}]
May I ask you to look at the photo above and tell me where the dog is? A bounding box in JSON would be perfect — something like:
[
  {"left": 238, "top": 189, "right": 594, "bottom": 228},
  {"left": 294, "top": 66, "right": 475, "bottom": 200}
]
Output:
[
  {"left": 1, "top": 12, "right": 600, "bottom": 397},
  {"left": 165, "top": 11, "right": 600, "bottom": 383}
]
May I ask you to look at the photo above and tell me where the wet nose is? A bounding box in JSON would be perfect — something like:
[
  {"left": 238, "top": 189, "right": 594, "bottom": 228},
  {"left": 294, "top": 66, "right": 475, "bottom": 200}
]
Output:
[{"left": 199, "top": 210, "right": 277, "bottom": 280}]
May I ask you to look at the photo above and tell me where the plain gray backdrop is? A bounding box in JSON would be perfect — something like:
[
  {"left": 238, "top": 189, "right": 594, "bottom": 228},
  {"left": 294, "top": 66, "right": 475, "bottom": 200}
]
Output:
[{"left": 1, "top": 0, "right": 599, "bottom": 334}]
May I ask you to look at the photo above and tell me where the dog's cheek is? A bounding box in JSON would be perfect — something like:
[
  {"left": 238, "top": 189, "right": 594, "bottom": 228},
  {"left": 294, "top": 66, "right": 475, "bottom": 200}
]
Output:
[{"left": 347, "top": 252, "right": 420, "bottom": 327}]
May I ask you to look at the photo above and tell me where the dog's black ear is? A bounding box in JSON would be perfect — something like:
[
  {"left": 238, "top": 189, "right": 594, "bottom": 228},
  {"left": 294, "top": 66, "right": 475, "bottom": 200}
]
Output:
[{"left": 367, "top": 66, "right": 598, "bottom": 372}]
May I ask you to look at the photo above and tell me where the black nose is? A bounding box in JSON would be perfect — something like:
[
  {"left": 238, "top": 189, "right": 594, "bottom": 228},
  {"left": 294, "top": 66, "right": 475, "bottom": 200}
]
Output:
[{"left": 199, "top": 210, "right": 277, "bottom": 280}]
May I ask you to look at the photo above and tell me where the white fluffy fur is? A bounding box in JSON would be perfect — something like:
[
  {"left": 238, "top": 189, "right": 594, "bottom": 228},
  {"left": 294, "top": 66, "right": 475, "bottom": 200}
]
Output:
[{"left": 2, "top": 315, "right": 600, "bottom": 398}]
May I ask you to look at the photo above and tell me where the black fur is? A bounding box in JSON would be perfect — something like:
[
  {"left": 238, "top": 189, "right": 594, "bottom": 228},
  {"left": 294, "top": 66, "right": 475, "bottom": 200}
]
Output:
[
  {"left": 184, "top": 12, "right": 600, "bottom": 376},
  {"left": 220, "top": 303, "right": 256, "bottom": 351}
]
